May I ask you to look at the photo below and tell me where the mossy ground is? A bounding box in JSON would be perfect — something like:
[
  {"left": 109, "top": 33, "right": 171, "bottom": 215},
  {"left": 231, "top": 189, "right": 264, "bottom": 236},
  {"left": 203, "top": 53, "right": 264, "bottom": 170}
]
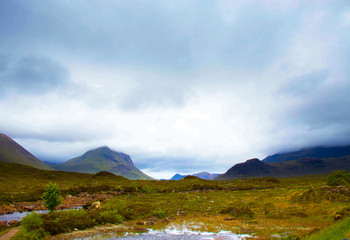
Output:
[{"left": 1, "top": 162, "right": 349, "bottom": 239}]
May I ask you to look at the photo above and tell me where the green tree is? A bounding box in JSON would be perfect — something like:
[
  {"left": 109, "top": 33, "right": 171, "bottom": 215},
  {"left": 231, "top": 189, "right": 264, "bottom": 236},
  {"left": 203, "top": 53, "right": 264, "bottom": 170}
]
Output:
[{"left": 42, "top": 182, "right": 63, "bottom": 212}]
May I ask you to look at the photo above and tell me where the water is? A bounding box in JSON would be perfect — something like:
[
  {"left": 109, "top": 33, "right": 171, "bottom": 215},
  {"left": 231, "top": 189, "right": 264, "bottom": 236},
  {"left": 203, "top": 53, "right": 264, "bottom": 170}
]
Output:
[
  {"left": 76, "top": 225, "right": 253, "bottom": 240},
  {"left": 0, "top": 207, "right": 82, "bottom": 223}
]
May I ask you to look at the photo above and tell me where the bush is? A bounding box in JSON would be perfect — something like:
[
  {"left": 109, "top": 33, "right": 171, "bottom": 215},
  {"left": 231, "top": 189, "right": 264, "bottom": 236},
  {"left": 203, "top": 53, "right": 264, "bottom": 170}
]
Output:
[
  {"left": 220, "top": 203, "right": 255, "bottom": 219},
  {"left": 154, "top": 210, "right": 167, "bottom": 219},
  {"left": 42, "top": 182, "right": 62, "bottom": 212},
  {"left": 42, "top": 209, "right": 95, "bottom": 235},
  {"left": 326, "top": 170, "right": 350, "bottom": 186},
  {"left": 140, "top": 185, "right": 156, "bottom": 194},
  {"left": 21, "top": 211, "right": 43, "bottom": 231},
  {"left": 99, "top": 210, "right": 123, "bottom": 224},
  {"left": 13, "top": 228, "right": 46, "bottom": 240}
]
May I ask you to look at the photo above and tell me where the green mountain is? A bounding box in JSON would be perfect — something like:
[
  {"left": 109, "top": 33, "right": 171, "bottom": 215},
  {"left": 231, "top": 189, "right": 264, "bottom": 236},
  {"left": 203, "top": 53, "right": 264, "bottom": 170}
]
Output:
[
  {"left": 53, "top": 146, "right": 153, "bottom": 180},
  {"left": 215, "top": 156, "right": 350, "bottom": 180},
  {"left": 0, "top": 133, "right": 53, "bottom": 170}
]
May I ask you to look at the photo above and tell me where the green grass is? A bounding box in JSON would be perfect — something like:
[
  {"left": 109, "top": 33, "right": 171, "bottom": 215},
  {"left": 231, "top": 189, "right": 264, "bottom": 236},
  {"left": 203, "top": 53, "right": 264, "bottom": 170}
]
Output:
[{"left": 303, "top": 217, "right": 350, "bottom": 240}]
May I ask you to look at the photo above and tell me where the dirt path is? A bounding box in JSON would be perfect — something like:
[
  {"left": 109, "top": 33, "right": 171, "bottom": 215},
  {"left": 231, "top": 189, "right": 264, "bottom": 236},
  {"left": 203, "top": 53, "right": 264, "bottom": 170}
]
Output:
[{"left": 0, "top": 227, "right": 21, "bottom": 240}]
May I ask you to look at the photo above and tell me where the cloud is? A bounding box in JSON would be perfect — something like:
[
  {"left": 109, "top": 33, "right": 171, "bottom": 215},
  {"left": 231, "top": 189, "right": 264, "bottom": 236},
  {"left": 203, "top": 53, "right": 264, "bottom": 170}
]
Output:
[
  {"left": 0, "top": 0, "right": 349, "bottom": 179},
  {"left": 0, "top": 55, "right": 68, "bottom": 95}
]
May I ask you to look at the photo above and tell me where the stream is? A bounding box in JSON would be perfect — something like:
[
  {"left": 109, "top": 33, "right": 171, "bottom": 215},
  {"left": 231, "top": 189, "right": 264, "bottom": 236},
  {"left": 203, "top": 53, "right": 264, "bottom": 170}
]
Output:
[
  {"left": 0, "top": 207, "right": 82, "bottom": 223},
  {"left": 76, "top": 225, "right": 253, "bottom": 240}
]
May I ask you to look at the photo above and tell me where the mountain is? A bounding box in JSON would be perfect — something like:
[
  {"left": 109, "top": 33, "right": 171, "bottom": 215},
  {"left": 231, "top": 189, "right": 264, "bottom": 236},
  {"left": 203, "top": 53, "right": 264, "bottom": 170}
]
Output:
[
  {"left": 263, "top": 145, "right": 350, "bottom": 163},
  {"left": 52, "top": 146, "right": 153, "bottom": 180},
  {"left": 216, "top": 156, "right": 350, "bottom": 180},
  {"left": 0, "top": 133, "right": 53, "bottom": 170},
  {"left": 170, "top": 173, "right": 186, "bottom": 180},
  {"left": 170, "top": 172, "right": 220, "bottom": 180},
  {"left": 192, "top": 172, "right": 220, "bottom": 180}
]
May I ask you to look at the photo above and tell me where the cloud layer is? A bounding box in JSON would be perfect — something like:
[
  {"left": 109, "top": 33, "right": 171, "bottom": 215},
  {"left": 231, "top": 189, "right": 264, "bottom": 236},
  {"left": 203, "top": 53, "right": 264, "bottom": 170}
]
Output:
[{"left": 0, "top": 0, "right": 349, "bottom": 179}]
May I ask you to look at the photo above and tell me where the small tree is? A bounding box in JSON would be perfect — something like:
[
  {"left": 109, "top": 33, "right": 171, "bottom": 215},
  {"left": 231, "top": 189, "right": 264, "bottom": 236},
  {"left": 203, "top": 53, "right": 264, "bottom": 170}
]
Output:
[{"left": 42, "top": 182, "right": 63, "bottom": 212}]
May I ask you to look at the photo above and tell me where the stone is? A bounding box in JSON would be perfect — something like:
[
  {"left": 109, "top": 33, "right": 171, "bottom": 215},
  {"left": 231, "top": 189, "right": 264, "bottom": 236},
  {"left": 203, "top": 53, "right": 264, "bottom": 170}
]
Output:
[
  {"left": 8, "top": 220, "right": 20, "bottom": 226},
  {"left": 334, "top": 213, "right": 343, "bottom": 220},
  {"left": 91, "top": 201, "right": 101, "bottom": 209},
  {"left": 23, "top": 205, "right": 35, "bottom": 211}
]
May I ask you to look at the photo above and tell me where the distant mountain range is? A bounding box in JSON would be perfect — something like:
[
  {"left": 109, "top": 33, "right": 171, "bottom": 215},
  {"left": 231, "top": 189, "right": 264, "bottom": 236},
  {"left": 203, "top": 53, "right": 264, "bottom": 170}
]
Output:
[
  {"left": 262, "top": 145, "right": 350, "bottom": 163},
  {"left": 170, "top": 172, "right": 220, "bottom": 180},
  {"left": 51, "top": 146, "right": 153, "bottom": 180},
  {"left": 216, "top": 145, "right": 350, "bottom": 180},
  {"left": 0, "top": 133, "right": 52, "bottom": 170},
  {"left": 2, "top": 132, "right": 350, "bottom": 181}
]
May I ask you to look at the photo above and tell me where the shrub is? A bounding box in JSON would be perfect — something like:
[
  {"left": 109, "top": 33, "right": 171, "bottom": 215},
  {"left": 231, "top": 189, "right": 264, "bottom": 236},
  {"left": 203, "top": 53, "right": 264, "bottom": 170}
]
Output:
[
  {"left": 42, "top": 182, "right": 62, "bottom": 212},
  {"left": 41, "top": 209, "right": 95, "bottom": 235},
  {"left": 154, "top": 210, "right": 167, "bottom": 219},
  {"left": 140, "top": 185, "right": 156, "bottom": 194},
  {"left": 99, "top": 210, "right": 123, "bottom": 224},
  {"left": 21, "top": 211, "right": 43, "bottom": 230},
  {"left": 13, "top": 228, "right": 46, "bottom": 240},
  {"left": 220, "top": 203, "right": 255, "bottom": 219},
  {"left": 326, "top": 170, "right": 350, "bottom": 186}
]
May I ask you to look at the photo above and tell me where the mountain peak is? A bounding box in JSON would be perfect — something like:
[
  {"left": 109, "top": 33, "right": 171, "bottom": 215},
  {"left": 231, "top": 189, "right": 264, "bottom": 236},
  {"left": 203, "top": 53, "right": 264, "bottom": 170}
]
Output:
[
  {"left": 0, "top": 133, "right": 52, "bottom": 170},
  {"left": 53, "top": 146, "right": 153, "bottom": 180}
]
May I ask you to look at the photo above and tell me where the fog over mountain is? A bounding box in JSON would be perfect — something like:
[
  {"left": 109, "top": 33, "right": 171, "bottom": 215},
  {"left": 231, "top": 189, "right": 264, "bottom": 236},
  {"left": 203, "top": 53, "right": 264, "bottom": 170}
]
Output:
[{"left": 0, "top": 0, "right": 349, "bottom": 179}]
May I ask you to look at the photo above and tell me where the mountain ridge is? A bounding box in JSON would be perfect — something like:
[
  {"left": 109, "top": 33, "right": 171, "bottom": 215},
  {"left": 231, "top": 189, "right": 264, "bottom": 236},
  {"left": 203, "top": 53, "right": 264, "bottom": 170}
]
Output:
[
  {"left": 170, "top": 171, "right": 220, "bottom": 180},
  {"left": 263, "top": 145, "right": 350, "bottom": 163},
  {"left": 0, "top": 133, "right": 53, "bottom": 170},
  {"left": 52, "top": 146, "right": 153, "bottom": 180}
]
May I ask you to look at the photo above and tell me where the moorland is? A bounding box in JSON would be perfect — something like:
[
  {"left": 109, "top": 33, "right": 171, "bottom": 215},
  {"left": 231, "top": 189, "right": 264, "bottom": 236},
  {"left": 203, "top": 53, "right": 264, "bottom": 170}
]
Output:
[{"left": 0, "top": 161, "right": 350, "bottom": 239}]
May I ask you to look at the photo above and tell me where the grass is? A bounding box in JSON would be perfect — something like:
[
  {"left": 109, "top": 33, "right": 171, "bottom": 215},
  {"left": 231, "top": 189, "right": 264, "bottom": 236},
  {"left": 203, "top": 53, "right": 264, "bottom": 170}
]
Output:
[
  {"left": 1, "top": 161, "right": 350, "bottom": 239},
  {"left": 303, "top": 217, "right": 350, "bottom": 240}
]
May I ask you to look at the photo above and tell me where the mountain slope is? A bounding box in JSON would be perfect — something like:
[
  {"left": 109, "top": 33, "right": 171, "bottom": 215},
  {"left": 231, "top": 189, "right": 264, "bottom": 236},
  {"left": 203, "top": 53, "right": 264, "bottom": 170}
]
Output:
[
  {"left": 263, "top": 145, "right": 350, "bottom": 163},
  {"left": 0, "top": 133, "right": 53, "bottom": 170},
  {"left": 53, "top": 146, "right": 153, "bottom": 180},
  {"left": 216, "top": 156, "right": 350, "bottom": 180},
  {"left": 170, "top": 174, "right": 186, "bottom": 180}
]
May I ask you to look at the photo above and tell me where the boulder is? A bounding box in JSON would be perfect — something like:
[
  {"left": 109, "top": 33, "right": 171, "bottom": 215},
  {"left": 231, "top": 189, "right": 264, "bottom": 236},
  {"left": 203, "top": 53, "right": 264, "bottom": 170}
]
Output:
[
  {"left": 91, "top": 201, "right": 101, "bottom": 209},
  {"left": 23, "top": 206, "right": 35, "bottom": 211},
  {"left": 8, "top": 220, "right": 20, "bottom": 226}
]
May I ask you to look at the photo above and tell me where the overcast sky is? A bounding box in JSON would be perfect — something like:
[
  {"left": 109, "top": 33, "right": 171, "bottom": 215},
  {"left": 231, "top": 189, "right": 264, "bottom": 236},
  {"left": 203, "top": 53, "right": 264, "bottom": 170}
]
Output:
[{"left": 1, "top": 0, "right": 350, "bottom": 179}]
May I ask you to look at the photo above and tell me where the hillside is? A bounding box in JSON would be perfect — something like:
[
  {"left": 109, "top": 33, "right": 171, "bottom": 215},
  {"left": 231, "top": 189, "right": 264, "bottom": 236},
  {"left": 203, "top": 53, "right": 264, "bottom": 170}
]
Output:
[
  {"left": 263, "top": 145, "right": 350, "bottom": 163},
  {"left": 0, "top": 133, "right": 52, "bottom": 170},
  {"left": 52, "top": 146, "right": 153, "bottom": 180},
  {"left": 216, "top": 156, "right": 350, "bottom": 180}
]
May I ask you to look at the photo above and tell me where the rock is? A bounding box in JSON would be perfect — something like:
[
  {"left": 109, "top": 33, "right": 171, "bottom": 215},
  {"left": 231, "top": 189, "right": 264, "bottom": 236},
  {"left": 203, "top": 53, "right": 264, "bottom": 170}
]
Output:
[
  {"left": 91, "top": 201, "right": 101, "bottom": 209},
  {"left": 147, "top": 221, "right": 155, "bottom": 226},
  {"left": 133, "top": 226, "right": 148, "bottom": 232},
  {"left": 8, "top": 220, "right": 20, "bottom": 226},
  {"left": 334, "top": 213, "right": 343, "bottom": 220},
  {"left": 23, "top": 206, "right": 35, "bottom": 211}
]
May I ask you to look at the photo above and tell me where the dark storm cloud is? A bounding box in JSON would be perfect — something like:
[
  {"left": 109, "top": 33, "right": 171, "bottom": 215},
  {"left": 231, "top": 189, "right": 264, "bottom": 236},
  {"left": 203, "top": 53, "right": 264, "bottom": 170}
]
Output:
[{"left": 0, "top": 55, "right": 68, "bottom": 94}]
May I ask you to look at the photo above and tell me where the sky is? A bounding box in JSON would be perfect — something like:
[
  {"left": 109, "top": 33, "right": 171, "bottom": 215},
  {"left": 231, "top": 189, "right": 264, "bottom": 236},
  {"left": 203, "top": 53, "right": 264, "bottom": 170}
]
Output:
[{"left": 0, "top": 0, "right": 350, "bottom": 179}]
